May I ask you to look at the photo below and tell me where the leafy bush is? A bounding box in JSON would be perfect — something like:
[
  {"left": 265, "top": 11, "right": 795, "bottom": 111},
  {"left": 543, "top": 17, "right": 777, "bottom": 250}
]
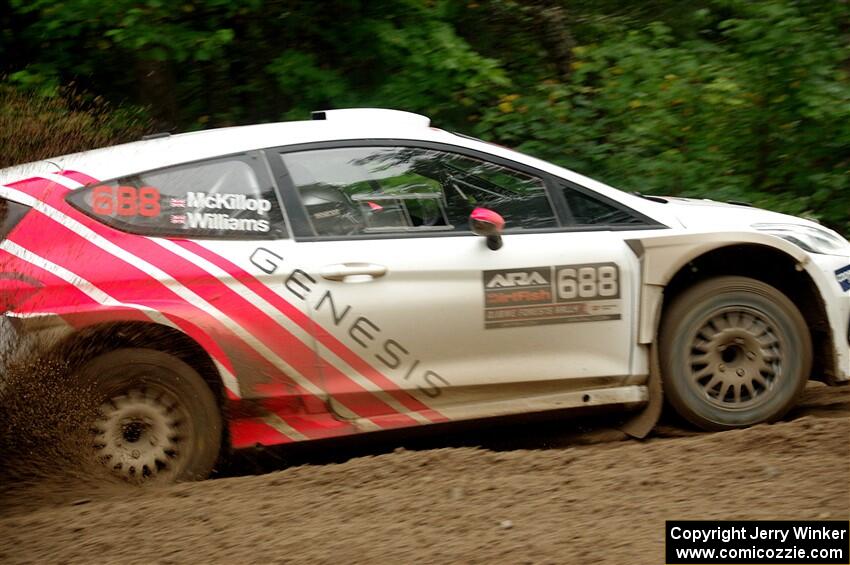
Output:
[
  {"left": 473, "top": 2, "right": 850, "bottom": 231},
  {"left": 0, "top": 86, "right": 151, "bottom": 169}
]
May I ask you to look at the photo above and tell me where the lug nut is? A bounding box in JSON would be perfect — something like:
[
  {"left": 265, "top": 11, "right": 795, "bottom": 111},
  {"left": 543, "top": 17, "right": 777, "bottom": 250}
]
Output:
[
  {"left": 736, "top": 368, "right": 745, "bottom": 376},
  {"left": 719, "top": 364, "right": 726, "bottom": 372},
  {"left": 131, "top": 449, "right": 140, "bottom": 459},
  {"left": 746, "top": 351, "right": 756, "bottom": 360}
]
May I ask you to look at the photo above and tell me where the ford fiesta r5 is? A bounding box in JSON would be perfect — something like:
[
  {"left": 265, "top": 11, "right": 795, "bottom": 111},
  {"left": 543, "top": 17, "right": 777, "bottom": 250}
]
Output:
[{"left": 1, "top": 108, "right": 848, "bottom": 484}]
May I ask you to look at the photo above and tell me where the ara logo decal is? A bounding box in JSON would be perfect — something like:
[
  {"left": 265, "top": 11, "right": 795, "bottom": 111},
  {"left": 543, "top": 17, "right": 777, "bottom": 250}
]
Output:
[
  {"left": 835, "top": 264, "right": 850, "bottom": 292},
  {"left": 482, "top": 263, "right": 622, "bottom": 329},
  {"left": 485, "top": 269, "right": 550, "bottom": 289}
]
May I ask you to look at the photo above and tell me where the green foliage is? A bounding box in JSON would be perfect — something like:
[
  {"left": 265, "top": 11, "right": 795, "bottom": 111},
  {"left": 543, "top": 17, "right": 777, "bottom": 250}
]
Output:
[
  {"left": 0, "top": 86, "right": 151, "bottom": 169},
  {"left": 9, "top": 0, "right": 249, "bottom": 65},
  {"left": 473, "top": 1, "right": 850, "bottom": 230},
  {"left": 1, "top": 0, "right": 848, "bottom": 231}
]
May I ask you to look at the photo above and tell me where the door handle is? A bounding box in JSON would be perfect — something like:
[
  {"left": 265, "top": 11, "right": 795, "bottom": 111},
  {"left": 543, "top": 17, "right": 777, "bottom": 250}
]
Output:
[{"left": 320, "top": 262, "right": 388, "bottom": 282}]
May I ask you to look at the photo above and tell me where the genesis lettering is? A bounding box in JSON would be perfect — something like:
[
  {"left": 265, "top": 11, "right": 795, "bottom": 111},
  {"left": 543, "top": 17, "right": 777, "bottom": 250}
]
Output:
[{"left": 250, "top": 248, "right": 449, "bottom": 398}]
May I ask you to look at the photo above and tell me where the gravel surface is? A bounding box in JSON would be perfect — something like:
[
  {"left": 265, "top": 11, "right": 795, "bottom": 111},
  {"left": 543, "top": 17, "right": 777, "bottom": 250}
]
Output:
[{"left": 1, "top": 383, "right": 848, "bottom": 564}]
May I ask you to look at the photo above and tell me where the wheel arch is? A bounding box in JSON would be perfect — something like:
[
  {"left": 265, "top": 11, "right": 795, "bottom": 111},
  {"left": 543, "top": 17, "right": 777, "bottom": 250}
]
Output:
[
  {"left": 52, "top": 320, "right": 229, "bottom": 407},
  {"left": 628, "top": 232, "right": 834, "bottom": 383}
]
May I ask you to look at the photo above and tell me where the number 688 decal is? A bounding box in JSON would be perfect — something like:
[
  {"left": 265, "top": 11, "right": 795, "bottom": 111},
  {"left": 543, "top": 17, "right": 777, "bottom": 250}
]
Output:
[
  {"left": 91, "top": 185, "right": 161, "bottom": 217},
  {"left": 555, "top": 263, "right": 620, "bottom": 301}
]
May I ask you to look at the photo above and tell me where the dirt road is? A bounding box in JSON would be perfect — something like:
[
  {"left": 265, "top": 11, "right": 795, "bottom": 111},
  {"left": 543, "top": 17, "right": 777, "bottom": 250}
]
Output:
[{"left": 1, "top": 383, "right": 848, "bottom": 564}]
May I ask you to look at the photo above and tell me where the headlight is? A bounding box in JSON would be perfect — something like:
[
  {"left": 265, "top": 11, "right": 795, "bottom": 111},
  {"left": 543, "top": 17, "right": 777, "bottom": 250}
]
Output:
[{"left": 752, "top": 223, "right": 850, "bottom": 256}]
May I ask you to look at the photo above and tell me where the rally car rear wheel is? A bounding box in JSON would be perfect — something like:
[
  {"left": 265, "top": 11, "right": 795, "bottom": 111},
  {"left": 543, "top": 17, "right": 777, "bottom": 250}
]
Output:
[
  {"left": 79, "top": 348, "right": 221, "bottom": 484},
  {"left": 659, "top": 276, "right": 811, "bottom": 430}
]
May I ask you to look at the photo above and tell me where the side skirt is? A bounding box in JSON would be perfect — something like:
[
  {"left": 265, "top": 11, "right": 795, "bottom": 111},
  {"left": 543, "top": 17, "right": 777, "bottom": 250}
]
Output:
[{"left": 228, "top": 384, "right": 649, "bottom": 449}]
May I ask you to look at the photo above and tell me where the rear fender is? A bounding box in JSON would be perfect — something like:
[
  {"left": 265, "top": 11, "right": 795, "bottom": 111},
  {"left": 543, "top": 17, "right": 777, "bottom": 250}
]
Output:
[{"left": 3, "top": 302, "right": 243, "bottom": 398}]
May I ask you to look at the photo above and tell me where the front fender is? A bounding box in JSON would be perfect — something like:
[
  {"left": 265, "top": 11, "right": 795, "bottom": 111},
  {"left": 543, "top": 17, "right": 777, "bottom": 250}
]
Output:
[{"left": 626, "top": 230, "right": 810, "bottom": 345}]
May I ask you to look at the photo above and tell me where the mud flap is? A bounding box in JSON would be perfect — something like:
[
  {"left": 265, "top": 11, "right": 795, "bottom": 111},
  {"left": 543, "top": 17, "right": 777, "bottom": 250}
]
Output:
[{"left": 619, "top": 343, "right": 663, "bottom": 439}]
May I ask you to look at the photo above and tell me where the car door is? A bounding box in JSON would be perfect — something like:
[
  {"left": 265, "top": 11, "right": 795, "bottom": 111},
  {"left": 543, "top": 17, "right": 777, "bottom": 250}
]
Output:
[{"left": 266, "top": 141, "right": 646, "bottom": 422}]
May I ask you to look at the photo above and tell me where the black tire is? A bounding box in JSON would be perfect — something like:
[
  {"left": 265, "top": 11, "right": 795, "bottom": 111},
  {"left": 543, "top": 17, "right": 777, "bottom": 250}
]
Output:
[
  {"left": 79, "top": 348, "right": 221, "bottom": 483},
  {"left": 659, "top": 276, "right": 811, "bottom": 430}
]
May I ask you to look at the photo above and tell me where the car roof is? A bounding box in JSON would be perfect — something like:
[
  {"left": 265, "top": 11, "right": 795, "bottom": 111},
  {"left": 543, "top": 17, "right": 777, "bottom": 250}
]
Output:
[
  {"left": 0, "top": 107, "right": 668, "bottom": 221},
  {"left": 0, "top": 109, "right": 449, "bottom": 185}
]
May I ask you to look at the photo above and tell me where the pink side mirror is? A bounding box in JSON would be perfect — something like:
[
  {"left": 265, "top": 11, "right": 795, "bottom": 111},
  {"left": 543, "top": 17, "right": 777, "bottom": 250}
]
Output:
[{"left": 469, "top": 207, "right": 505, "bottom": 250}]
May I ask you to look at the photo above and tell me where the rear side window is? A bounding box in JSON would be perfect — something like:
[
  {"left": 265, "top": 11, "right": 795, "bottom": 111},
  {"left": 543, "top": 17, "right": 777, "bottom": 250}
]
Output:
[
  {"left": 562, "top": 186, "right": 647, "bottom": 227},
  {"left": 67, "top": 156, "right": 285, "bottom": 238}
]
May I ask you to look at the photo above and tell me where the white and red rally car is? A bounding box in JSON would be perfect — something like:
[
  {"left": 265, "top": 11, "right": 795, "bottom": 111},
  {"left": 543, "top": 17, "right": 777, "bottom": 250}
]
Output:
[{"left": 1, "top": 109, "right": 848, "bottom": 483}]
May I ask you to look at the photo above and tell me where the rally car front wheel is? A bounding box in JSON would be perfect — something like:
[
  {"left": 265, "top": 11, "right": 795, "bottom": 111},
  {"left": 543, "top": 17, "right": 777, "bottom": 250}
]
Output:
[
  {"left": 79, "top": 348, "right": 222, "bottom": 484},
  {"left": 659, "top": 276, "right": 811, "bottom": 430}
]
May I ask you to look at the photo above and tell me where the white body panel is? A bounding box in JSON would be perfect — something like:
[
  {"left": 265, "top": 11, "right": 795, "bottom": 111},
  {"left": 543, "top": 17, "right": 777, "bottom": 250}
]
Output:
[{"left": 287, "top": 231, "right": 641, "bottom": 411}]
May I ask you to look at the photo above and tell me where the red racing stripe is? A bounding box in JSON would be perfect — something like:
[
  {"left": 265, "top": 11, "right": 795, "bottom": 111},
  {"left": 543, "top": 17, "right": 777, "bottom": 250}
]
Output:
[
  {"left": 58, "top": 170, "right": 97, "bottom": 185},
  {"left": 0, "top": 249, "right": 149, "bottom": 345},
  {"left": 0, "top": 222, "right": 240, "bottom": 383},
  {"left": 9, "top": 178, "right": 421, "bottom": 432},
  {"left": 0, "top": 248, "right": 101, "bottom": 316},
  {"left": 49, "top": 173, "right": 432, "bottom": 425},
  {"left": 0, "top": 232, "right": 301, "bottom": 445},
  {"left": 228, "top": 418, "right": 293, "bottom": 449},
  {"left": 43, "top": 192, "right": 417, "bottom": 427},
  {"left": 6, "top": 209, "right": 262, "bottom": 373},
  {"left": 2, "top": 248, "right": 300, "bottom": 447},
  {"left": 177, "top": 239, "right": 448, "bottom": 422},
  {"left": 51, "top": 171, "right": 445, "bottom": 424},
  {"left": 53, "top": 171, "right": 443, "bottom": 421},
  {"left": 7, "top": 178, "right": 301, "bottom": 386}
]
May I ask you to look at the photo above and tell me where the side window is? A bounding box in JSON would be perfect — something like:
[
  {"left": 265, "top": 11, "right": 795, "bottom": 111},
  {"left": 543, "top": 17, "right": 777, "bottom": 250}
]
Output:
[
  {"left": 562, "top": 186, "right": 647, "bottom": 227},
  {"left": 67, "top": 156, "right": 285, "bottom": 238},
  {"left": 281, "top": 146, "right": 557, "bottom": 237}
]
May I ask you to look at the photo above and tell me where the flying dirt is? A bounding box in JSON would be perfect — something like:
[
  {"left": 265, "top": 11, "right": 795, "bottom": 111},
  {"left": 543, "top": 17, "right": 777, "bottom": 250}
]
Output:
[{"left": 0, "top": 379, "right": 847, "bottom": 564}]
